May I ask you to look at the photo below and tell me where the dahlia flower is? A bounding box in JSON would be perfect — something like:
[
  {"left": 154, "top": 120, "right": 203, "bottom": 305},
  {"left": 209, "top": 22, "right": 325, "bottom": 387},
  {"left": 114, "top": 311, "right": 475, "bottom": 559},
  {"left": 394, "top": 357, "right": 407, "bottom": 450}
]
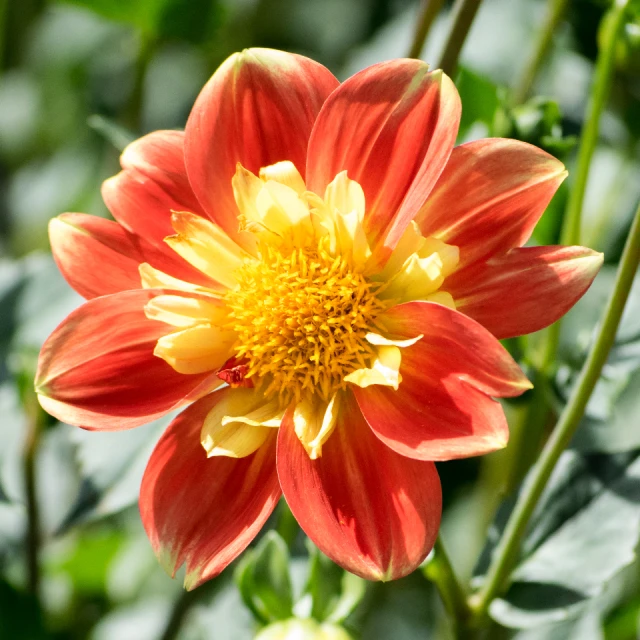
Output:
[{"left": 35, "top": 48, "right": 602, "bottom": 588}]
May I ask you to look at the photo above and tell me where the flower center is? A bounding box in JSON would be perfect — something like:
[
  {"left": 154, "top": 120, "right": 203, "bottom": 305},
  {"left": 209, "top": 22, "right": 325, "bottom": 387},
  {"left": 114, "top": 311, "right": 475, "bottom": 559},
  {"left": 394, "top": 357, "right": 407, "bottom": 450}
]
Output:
[{"left": 224, "top": 239, "right": 387, "bottom": 406}]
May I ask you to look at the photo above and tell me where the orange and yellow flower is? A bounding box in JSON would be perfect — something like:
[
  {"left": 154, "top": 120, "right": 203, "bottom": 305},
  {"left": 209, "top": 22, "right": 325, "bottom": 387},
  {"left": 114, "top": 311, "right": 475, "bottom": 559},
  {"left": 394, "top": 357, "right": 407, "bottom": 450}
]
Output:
[{"left": 35, "top": 49, "right": 602, "bottom": 588}]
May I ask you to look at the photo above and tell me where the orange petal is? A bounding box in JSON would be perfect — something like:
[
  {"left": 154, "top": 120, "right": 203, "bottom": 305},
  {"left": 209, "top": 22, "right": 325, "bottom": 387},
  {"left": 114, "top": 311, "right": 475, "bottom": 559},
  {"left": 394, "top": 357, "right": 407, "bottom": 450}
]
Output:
[
  {"left": 306, "top": 61, "right": 460, "bottom": 265},
  {"left": 49, "top": 214, "right": 146, "bottom": 299},
  {"left": 416, "top": 138, "right": 567, "bottom": 267},
  {"left": 35, "top": 290, "right": 221, "bottom": 430},
  {"left": 278, "top": 392, "right": 441, "bottom": 581},
  {"left": 353, "top": 301, "right": 531, "bottom": 461},
  {"left": 140, "top": 390, "right": 280, "bottom": 590},
  {"left": 184, "top": 48, "right": 338, "bottom": 240},
  {"left": 103, "top": 130, "right": 205, "bottom": 248},
  {"left": 449, "top": 245, "right": 604, "bottom": 339}
]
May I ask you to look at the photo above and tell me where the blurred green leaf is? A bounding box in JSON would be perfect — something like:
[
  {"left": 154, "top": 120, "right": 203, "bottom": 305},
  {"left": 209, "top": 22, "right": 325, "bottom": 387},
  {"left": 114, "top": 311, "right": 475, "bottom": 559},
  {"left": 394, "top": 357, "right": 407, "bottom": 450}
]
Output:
[
  {"left": 456, "top": 67, "right": 500, "bottom": 138},
  {"left": 302, "top": 543, "right": 366, "bottom": 624},
  {"left": 256, "top": 618, "right": 353, "bottom": 640},
  {"left": 236, "top": 531, "right": 293, "bottom": 624}
]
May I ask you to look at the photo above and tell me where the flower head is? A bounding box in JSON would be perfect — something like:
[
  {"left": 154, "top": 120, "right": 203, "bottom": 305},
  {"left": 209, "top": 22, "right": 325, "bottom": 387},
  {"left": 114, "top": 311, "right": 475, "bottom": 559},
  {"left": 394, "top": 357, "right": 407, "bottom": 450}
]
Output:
[{"left": 36, "top": 48, "right": 602, "bottom": 588}]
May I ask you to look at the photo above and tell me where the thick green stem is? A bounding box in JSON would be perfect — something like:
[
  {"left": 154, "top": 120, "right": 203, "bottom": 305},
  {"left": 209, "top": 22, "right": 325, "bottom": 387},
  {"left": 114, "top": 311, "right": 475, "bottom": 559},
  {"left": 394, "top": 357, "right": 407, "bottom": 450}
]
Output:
[
  {"left": 424, "top": 536, "right": 472, "bottom": 637},
  {"left": 561, "top": 0, "right": 628, "bottom": 246},
  {"left": 407, "top": 0, "right": 445, "bottom": 59},
  {"left": 512, "top": 0, "right": 569, "bottom": 105},
  {"left": 499, "top": 0, "right": 628, "bottom": 498},
  {"left": 437, "top": 0, "right": 484, "bottom": 76},
  {"left": 469, "top": 199, "right": 640, "bottom": 620}
]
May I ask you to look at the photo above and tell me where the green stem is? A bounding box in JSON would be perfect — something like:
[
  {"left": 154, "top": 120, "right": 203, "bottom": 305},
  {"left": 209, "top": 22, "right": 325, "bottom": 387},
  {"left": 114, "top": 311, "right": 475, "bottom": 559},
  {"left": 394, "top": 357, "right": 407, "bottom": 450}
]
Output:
[
  {"left": 560, "top": 0, "right": 629, "bottom": 247},
  {"left": 512, "top": 0, "right": 569, "bottom": 105},
  {"left": 500, "top": 0, "right": 628, "bottom": 497},
  {"left": 424, "top": 536, "right": 472, "bottom": 636},
  {"left": 23, "top": 397, "right": 43, "bottom": 598},
  {"left": 159, "top": 589, "right": 200, "bottom": 640},
  {"left": 469, "top": 199, "right": 640, "bottom": 620},
  {"left": 437, "top": 0, "right": 484, "bottom": 76},
  {"left": 407, "top": 0, "right": 445, "bottom": 59}
]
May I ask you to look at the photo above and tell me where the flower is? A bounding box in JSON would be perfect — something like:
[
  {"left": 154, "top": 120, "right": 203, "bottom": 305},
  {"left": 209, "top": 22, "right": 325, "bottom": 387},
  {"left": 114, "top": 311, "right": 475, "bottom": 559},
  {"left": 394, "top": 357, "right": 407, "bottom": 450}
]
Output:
[{"left": 35, "top": 48, "right": 603, "bottom": 589}]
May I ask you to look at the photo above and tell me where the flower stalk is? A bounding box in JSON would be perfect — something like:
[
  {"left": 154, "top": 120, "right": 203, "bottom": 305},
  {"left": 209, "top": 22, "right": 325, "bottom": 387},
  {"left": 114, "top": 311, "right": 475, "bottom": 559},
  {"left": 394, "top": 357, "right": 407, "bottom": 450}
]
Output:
[
  {"left": 424, "top": 536, "right": 472, "bottom": 637},
  {"left": 437, "top": 0, "right": 484, "bottom": 76},
  {"left": 512, "top": 0, "right": 569, "bottom": 105},
  {"left": 469, "top": 199, "right": 640, "bottom": 619},
  {"left": 407, "top": 0, "right": 445, "bottom": 59}
]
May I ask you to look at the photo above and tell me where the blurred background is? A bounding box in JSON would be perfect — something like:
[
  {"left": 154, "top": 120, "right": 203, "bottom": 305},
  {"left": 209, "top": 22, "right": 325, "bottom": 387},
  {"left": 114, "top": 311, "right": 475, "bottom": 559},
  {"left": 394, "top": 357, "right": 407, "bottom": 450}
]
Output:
[{"left": 1, "top": 0, "right": 640, "bottom": 638}]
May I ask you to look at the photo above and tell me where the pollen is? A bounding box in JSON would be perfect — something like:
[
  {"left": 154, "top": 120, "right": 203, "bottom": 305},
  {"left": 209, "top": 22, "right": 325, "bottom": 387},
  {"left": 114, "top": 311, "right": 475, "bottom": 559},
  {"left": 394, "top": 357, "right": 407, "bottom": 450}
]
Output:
[{"left": 225, "top": 240, "right": 387, "bottom": 406}]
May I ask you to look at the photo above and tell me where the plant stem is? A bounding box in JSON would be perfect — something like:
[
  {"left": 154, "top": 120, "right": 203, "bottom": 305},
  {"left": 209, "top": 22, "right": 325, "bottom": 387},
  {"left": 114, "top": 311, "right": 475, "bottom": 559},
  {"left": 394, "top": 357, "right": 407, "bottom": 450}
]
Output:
[
  {"left": 407, "top": 0, "right": 445, "bottom": 59},
  {"left": 560, "top": 0, "right": 629, "bottom": 246},
  {"left": 512, "top": 0, "right": 569, "bottom": 105},
  {"left": 500, "top": 0, "right": 628, "bottom": 496},
  {"left": 424, "top": 536, "right": 472, "bottom": 636},
  {"left": 23, "top": 399, "right": 43, "bottom": 598},
  {"left": 437, "top": 0, "right": 484, "bottom": 76},
  {"left": 159, "top": 589, "right": 200, "bottom": 640},
  {"left": 469, "top": 199, "right": 640, "bottom": 620}
]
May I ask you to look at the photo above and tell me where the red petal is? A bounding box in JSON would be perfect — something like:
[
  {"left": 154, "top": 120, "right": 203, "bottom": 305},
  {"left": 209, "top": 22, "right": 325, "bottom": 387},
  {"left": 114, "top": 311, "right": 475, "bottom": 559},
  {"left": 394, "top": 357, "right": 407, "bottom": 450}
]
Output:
[
  {"left": 102, "top": 130, "right": 205, "bottom": 249},
  {"left": 50, "top": 214, "right": 146, "bottom": 299},
  {"left": 416, "top": 138, "right": 566, "bottom": 267},
  {"left": 35, "top": 290, "right": 220, "bottom": 430},
  {"left": 353, "top": 302, "right": 531, "bottom": 461},
  {"left": 306, "top": 61, "right": 460, "bottom": 262},
  {"left": 140, "top": 389, "right": 280, "bottom": 590},
  {"left": 449, "top": 245, "right": 603, "bottom": 339},
  {"left": 184, "top": 48, "right": 338, "bottom": 238},
  {"left": 278, "top": 392, "right": 441, "bottom": 580}
]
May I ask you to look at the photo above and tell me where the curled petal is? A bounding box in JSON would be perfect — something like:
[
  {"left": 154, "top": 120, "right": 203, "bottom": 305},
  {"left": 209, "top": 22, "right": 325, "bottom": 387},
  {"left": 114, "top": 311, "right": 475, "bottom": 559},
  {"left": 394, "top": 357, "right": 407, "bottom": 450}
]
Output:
[
  {"left": 185, "top": 48, "right": 338, "bottom": 238},
  {"left": 344, "top": 345, "right": 402, "bottom": 390},
  {"left": 293, "top": 393, "right": 340, "bottom": 460},
  {"left": 449, "top": 245, "right": 604, "bottom": 339},
  {"left": 140, "top": 390, "right": 280, "bottom": 590},
  {"left": 353, "top": 301, "right": 531, "bottom": 461},
  {"left": 154, "top": 324, "right": 236, "bottom": 374},
  {"left": 306, "top": 61, "right": 460, "bottom": 263},
  {"left": 278, "top": 392, "right": 442, "bottom": 580},
  {"left": 35, "top": 290, "right": 221, "bottom": 430},
  {"left": 416, "top": 138, "right": 567, "bottom": 266}
]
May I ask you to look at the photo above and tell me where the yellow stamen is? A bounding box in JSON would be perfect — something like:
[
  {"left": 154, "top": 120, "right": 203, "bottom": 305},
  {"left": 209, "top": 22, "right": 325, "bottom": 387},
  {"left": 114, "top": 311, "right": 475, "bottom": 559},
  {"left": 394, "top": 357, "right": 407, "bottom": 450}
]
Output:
[{"left": 224, "top": 238, "right": 387, "bottom": 406}]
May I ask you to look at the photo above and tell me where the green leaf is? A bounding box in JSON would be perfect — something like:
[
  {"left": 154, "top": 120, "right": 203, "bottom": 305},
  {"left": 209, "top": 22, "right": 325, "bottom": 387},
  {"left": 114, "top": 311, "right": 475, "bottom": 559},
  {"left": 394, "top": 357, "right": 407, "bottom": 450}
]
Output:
[
  {"left": 456, "top": 67, "right": 500, "bottom": 138},
  {"left": 478, "top": 450, "right": 640, "bottom": 628},
  {"left": 235, "top": 531, "right": 293, "bottom": 623}
]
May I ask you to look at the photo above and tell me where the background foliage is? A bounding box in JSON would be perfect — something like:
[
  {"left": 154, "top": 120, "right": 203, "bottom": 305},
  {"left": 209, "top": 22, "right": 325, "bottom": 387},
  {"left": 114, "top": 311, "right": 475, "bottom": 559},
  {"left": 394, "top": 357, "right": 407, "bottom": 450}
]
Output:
[{"left": 1, "top": 0, "right": 639, "bottom": 638}]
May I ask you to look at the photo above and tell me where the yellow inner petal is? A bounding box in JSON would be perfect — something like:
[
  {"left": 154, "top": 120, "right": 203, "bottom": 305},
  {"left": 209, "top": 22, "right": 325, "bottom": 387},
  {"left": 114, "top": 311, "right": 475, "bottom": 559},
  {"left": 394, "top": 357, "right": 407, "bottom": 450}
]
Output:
[{"left": 293, "top": 393, "right": 340, "bottom": 460}]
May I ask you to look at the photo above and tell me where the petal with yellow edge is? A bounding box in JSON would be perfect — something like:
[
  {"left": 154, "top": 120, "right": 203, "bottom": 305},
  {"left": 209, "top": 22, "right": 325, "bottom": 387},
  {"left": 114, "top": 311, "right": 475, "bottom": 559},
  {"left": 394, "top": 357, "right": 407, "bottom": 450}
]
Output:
[
  {"left": 447, "top": 245, "right": 604, "bottom": 340},
  {"left": 185, "top": 48, "right": 338, "bottom": 238},
  {"left": 140, "top": 389, "right": 280, "bottom": 590},
  {"left": 353, "top": 301, "right": 531, "bottom": 461},
  {"left": 415, "top": 138, "right": 567, "bottom": 267},
  {"left": 35, "top": 290, "right": 221, "bottom": 431},
  {"left": 306, "top": 61, "right": 460, "bottom": 264},
  {"left": 278, "top": 392, "right": 442, "bottom": 581}
]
